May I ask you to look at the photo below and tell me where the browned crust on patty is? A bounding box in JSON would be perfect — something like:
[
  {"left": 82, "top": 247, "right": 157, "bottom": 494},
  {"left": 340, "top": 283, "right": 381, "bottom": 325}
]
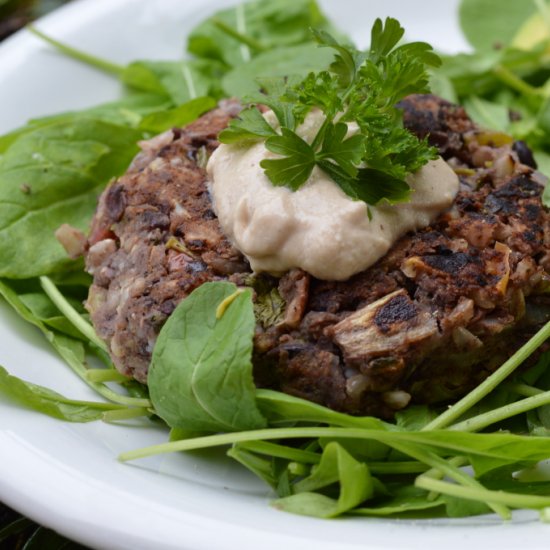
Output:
[{"left": 85, "top": 94, "right": 550, "bottom": 417}]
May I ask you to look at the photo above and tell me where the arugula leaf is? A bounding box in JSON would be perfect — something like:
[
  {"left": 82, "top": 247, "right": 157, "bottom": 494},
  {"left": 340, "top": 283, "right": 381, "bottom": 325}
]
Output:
[
  {"left": 274, "top": 442, "right": 373, "bottom": 518},
  {"left": 148, "top": 282, "right": 267, "bottom": 433},
  {"left": 0, "top": 365, "right": 124, "bottom": 422},
  {"left": 218, "top": 107, "right": 277, "bottom": 143},
  {"left": 354, "top": 485, "right": 445, "bottom": 517},
  {"left": 261, "top": 128, "right": 316, "bottom": 189}
]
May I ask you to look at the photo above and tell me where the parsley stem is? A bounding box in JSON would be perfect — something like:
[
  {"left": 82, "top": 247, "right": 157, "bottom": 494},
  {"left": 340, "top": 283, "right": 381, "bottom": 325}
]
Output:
[
  {"left": 211, "top": 18, "right": 266, "bottom": 53},
  {"left": 310, "top": 116, "right": 331, "bottom": 151},
  {"left": 27, "top": 25, "right": 124, "bottom": 76},
  {"left": 422, "top": 320, "right": 550, "bottom": 431}
]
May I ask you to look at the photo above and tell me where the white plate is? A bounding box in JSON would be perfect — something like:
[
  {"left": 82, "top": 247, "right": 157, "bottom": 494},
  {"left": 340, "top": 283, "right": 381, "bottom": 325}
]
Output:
[{"left": 0, "top": 1, "right": 548, "bottom": 549}]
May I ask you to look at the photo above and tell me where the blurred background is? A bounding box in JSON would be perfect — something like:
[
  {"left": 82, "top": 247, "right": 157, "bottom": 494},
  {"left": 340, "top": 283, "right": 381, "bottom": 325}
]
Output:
[{"left": 0, "top": 0, "right": 70, "bottom": 40}]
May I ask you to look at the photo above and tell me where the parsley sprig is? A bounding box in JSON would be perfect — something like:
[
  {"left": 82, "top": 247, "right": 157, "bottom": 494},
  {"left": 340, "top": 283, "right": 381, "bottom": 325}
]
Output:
[{"left": 218, "top": 17, "right": 442, "bottom": 205}]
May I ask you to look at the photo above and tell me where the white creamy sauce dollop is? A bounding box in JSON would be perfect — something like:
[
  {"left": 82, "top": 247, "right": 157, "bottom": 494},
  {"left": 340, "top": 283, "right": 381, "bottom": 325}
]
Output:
[{"left": 207, "top": 110, "right": 459, "bottom": 281}]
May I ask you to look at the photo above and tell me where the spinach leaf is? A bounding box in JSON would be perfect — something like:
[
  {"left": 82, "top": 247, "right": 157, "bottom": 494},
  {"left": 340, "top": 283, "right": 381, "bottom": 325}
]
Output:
[
  {"left": 222, "top": 43, "right": 334, "bottom": 98},
  {"left": 18, "top": 291, "right": 88, "bottom": 341},
  {"left": 139, "top": 96, "right": 217, "bottom": 134},
  {"left": 273, "top": 442, "right": 373, "bottom": 517},
  {"left": 256, "top": 388, "right": 390, "bottom": 430},
  {"left": 122, "top": 59, "right": 225, "bottom": 103},
  {"left": 0, "top": 279, "right": 150, "bottom": 408},
  {"left": 0, "top": 119, "right": 142, "bottom": 278},
  {"left": 187, "top": 0, "right": 337, "bottom": 68},
  {"left": 148, "top": 281, "right": 267, "bottom": 433},
  {"left": 463, "top": 96, "right": 511, "bottom": 131},
  {"left": 0, "top": 365, "right": 124, "bottom": 422},
  {"left": 459, "top": 0, "right": 536, "bottom": 51},
  {"left": 0, "top": 93, "right": 170, "bottom": 154}
]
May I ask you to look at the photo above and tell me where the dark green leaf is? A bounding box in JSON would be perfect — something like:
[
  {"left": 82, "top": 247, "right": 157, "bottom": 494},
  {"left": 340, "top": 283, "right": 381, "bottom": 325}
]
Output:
[
  {"left": 311, "top": 29, "right": 366, "bottom": 88},
  {"left": 139, "top": 97, "right": 217, "bottom": 134},
  {"left": 218, "top": 107, "right": 277, "bottom": 143},
  {"left": 0, "top": 119, "right": 142, "bottom": 278},
  {"left": 369, "top": 17, "right": 405, "bottom": 64},
  {"left": 317, "top": 122, "right": 365, "bottom": 176},
  {"left": 261, "top": 128, "right": 315, "bottom": 190},
  {"left": 148, "top": 282, "right": 267, "bottom": 433}
]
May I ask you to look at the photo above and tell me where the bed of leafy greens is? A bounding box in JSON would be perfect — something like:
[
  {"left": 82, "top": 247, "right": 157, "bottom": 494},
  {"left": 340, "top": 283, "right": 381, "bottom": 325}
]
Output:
[{"left": 4, "top": 0, "right": 550, "bottom": 523}]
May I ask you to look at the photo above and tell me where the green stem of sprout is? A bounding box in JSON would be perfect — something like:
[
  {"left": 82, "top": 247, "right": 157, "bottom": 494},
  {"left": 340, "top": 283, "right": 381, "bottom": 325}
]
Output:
[
  {"left": 211, "top": 18, "right": 266, "bottom": 53},
  {"left": 449, "top": 390, "right": 550, "bottom": 432},
  {"left": 27, "top": 26, "right": 124, "bottom": 76},
  {"left": 423, "top": 320, "right": 550, "bottom": 431},
  {"left": 416, "top": 476, "right": 550, "bottom": 510},
  {"left": 492, "top": 64, "right": 543, "bottom": 99},
  {"left": 39, "top": 276, "right": 108, "bottom": 353},
  {"left": 392, "top": 444, "right": 510, "bottom": 519},
  {"left": 85, "top": 368, "right": 131, "bottom": 384},
  {"left": 103, "top": 407, "right": 151, "bottom": 423}
]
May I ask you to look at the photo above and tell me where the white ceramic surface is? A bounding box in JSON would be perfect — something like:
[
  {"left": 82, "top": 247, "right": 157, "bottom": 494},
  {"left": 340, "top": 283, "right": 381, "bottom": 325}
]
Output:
[{"left": 1, "top": 1, "right": 549, "bottom": 549}]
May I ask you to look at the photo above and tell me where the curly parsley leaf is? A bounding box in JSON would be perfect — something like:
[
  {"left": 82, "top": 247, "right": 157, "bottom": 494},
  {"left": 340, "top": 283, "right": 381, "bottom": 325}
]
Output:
[
  {"left": 224, "top": 17, "right": 440, "bottom": 205},
  {"left": 312, "top": 29, "right": 367, "bottom": 88},
  {"left": 368, "top": 16, "right": 405, "bottom": 64},
  {"left": 260, "top": 128, "right": 315, "bottom": 189},
  {"left": 218, "top": 106, "right": 277, "bottom": 143},
  {"left": 317, "top": 122, "right": 365, "bottom": 176},
  {"left": 247, "top": 76, "right": 301, "bottom": 129},
  {"left": 317, "top": 161, "right": 410, "bottom": 205}
]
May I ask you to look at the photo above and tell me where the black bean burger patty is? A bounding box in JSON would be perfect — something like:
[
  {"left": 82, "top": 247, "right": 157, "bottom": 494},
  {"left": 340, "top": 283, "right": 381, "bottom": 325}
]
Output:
[{"left": 84, "top": 94, "right": 550, "bottom": 418}]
